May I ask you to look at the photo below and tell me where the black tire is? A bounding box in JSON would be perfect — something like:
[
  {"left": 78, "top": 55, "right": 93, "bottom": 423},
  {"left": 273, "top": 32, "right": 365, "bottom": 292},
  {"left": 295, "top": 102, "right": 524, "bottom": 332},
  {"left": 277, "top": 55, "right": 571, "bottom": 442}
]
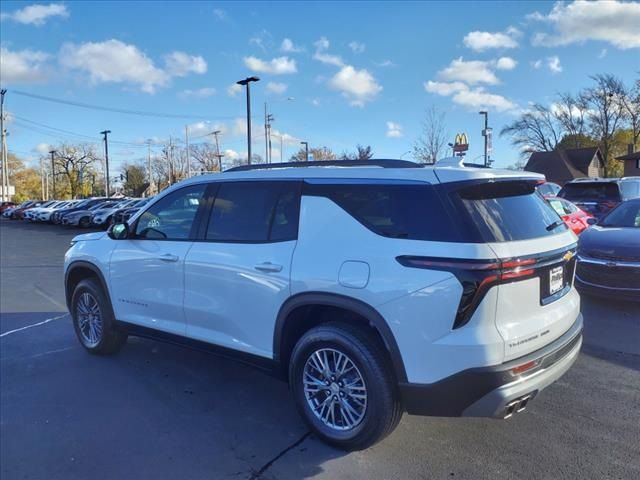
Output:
[
  {"left": 289, "top": 322, "right": 402, "bottom": 451},
  {"left": 71, "top": 278, "right": 127, "bottom": 355}
]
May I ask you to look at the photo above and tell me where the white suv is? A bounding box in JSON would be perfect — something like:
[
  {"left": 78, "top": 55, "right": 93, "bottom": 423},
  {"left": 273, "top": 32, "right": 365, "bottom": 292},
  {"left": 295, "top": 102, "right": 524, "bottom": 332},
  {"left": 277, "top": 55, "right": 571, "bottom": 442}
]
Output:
[{"left": 64, "top": 160, "right": 583, "bottom": 450}]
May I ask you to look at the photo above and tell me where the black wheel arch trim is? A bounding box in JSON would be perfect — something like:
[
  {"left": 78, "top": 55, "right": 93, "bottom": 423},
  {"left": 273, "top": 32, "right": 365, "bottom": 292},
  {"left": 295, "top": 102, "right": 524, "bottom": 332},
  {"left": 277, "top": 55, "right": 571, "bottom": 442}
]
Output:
[
  {"left": 65, "top": 261, "right": 111, "bottom": 311},
  {"left": 273, "top": 292, "right": 408, "bottom": 383}
]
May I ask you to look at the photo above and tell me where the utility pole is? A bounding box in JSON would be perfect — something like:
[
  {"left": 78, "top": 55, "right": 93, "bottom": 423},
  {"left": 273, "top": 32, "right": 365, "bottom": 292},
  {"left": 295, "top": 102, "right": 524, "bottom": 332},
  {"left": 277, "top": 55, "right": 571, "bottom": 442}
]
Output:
[
  {"left": 479, "top": 111, "right": 489, "bottom": 167},
  {"left": 147, "top": 139, "right": 153, "bottom": 196},
  {"left": 280, "top": 135, "right": 283, "bottom": 163},
  {"left": 301, "top": 141, "right": 309, "bottom": 162},
  {"left": 264, "top": 103, "right": 269, "bottom": 164},
  {"left": 49, "top": 150, "right": 57, "bottom": 198},
  {"left": 212, "top": 130, "right": 223, "bottom": 172},
  {"left": 185, "top": 125, "right": 191, "bottom": 178},
  {"left": 168, "top": 136, "right": 174, "bottom": 184},
  {"left": 236, "top": 76, "right": 260, "bottom": 164},
  {"left": 100, "top": 130, "right": 111, "bottom": 196},
  {"left": 267, "top": 113, "right": 274, "bottom": 163},
  {"left": 0, "top": 89, "right": 8, "bottom": 202}
]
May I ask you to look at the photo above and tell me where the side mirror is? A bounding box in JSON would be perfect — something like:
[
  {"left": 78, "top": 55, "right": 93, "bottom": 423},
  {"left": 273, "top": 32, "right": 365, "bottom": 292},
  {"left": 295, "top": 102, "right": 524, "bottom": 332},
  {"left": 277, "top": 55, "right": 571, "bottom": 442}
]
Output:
[
  {"left": 108, "top": 222, "right": 129, "bottom": 240},
  {"left": 586, "top": 217, "right": 597, "bottom": 226}
]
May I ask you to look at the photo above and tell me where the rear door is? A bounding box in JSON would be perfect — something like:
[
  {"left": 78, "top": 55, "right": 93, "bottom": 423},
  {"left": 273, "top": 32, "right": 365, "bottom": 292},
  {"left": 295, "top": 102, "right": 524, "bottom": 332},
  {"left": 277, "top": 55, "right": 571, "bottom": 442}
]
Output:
[
  {"left": 453, "top": 179, "right": 581, "bottom": 360},
  {"left": 183, "top": 180, "right": 301, "bottom": 358}
]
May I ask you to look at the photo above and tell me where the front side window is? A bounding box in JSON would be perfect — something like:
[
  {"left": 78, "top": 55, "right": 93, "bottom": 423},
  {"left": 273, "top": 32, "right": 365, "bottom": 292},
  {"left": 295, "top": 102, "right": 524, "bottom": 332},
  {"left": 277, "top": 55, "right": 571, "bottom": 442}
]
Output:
[
  {"left": 206, "top": 181, "right": 300, "bottom": 242},
  {"left": 135, "top": 184, "right": 207, "bottom": 240},
  {"left": 600, "top": 201, "right": 640, "bottom": 228}
]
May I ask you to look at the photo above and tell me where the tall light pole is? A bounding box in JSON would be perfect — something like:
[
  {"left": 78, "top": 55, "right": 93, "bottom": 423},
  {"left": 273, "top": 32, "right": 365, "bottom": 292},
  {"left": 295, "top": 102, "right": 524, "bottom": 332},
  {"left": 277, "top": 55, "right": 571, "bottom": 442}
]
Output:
[
  {"left": 100, "top": 130, "right": 111, "bottom": 196},
  {"left": 185, "top": 125, "right": 191, "bottom": 178},
  {"left": 0, "top": 89, "right": 8, "bottom": 201},
  {"left": 49, "top": 150, "right": 56, "bottom": 199},
  {"left": 211, "top": 130, "right": 223, "bottom": 172},
  {"left": 146, "top": 139, "right": 153, "bottom": 196},
  {"left": 236, "top": 76, "right": 260, "bottom": 164},
  {"left": 479, "top": 111, "right": 489, "bottom": 167},
  {"left": 300, "top": 141, "right": 309, "bottom": 162}
]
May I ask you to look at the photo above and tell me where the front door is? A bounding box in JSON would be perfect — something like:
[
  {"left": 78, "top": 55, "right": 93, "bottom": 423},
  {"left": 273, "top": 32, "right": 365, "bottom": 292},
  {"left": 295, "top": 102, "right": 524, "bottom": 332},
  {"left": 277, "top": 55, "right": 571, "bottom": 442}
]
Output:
[{"left": 109, "top": 183, "right": 208, "bottom": 335}]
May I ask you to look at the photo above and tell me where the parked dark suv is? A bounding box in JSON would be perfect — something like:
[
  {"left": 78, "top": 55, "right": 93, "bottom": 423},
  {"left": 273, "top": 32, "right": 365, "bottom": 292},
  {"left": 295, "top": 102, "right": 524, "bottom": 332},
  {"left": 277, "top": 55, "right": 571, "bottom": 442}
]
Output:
[{"left": 558, "top": 177, "right": 640, "bottom": 219}]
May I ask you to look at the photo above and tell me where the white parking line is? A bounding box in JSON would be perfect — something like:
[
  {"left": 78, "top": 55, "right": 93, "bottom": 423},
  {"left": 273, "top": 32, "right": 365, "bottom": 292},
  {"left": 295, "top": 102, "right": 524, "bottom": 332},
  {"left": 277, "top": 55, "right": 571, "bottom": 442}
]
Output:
[{"left": 0, "top": 313, "right": 68, "bottom": 338}]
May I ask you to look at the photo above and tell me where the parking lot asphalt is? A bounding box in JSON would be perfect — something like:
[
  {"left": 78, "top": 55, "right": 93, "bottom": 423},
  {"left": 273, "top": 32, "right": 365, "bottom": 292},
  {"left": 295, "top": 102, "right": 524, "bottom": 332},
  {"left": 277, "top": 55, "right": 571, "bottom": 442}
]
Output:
[{"left": 1, "top": 219, "right": 639, "bottom": 480}]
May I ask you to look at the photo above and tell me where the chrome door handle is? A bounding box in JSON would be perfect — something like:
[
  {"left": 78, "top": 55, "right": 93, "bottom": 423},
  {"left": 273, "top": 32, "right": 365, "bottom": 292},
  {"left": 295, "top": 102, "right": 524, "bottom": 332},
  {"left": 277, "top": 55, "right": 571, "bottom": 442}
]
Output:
[
  {"left": 254, "top": 262, "right": 283, "bottom": 273},
  {"left": 158, "top": 253, "right": 179, "bottom": 262}
]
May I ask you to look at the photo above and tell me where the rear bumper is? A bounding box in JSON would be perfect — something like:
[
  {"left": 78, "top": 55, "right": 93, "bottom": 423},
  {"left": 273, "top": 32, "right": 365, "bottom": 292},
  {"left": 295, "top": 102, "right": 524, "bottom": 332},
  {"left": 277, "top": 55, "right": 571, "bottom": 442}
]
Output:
[{"left": 400, "top": 313, "right": 583, "bottom": 418}]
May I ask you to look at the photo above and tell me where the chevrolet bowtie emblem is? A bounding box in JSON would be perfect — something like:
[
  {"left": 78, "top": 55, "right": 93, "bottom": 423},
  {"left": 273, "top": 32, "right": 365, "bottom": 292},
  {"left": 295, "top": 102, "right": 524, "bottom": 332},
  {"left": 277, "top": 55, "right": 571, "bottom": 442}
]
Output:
[{"left": 563, "top": 251, "right": 574, "bottom": 262}]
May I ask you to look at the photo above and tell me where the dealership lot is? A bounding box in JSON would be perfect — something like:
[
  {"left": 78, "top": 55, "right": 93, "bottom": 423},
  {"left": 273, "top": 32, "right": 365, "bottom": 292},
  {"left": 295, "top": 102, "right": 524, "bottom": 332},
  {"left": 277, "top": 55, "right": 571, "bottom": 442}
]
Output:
[{"left": 1, "top": 219, "right": 639, "bottom": 480}]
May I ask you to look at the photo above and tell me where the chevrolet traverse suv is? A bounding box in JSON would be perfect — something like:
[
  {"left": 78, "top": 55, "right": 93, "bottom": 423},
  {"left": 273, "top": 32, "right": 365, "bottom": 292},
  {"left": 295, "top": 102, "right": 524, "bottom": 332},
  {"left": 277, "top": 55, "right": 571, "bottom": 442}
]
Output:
[{"left": 64, "top": 159, "right": 583, "bottom": 450}]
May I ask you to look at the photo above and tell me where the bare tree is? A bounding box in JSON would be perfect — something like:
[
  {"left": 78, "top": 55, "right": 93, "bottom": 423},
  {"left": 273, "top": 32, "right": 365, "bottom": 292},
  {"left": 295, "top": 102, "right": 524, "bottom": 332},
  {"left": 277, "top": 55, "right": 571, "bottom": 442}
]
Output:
[
  {"left": 54, "top": 144, "right": 99, "bottom": 198},
  {"left": 554, "top": 92, "right": 590, "bottom": 147},
  {"left": 500, "top": 103, "right": 563, "bottom": 154},
  {"left": 290, "top": 146, "right": 337, "bottom": 162},
  {"left": 585, "top": 74, "right": 626, "bottom": 176},
  {"left": 190, "top": 143, "right": 220, "bottom": 172},
  {"left": 413, "top": 106, "right": 448, "bottom": 163},
  {"left": 620, "top": 76, "right": 640, "bottom": 150}
]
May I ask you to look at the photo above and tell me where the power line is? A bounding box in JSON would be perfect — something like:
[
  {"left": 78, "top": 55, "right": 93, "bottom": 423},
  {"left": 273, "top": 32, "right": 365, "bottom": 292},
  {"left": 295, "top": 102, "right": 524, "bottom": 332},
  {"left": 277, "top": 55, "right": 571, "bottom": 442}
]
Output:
[{"left": 11, "top": 90, "right": 255, "bottom": 120}]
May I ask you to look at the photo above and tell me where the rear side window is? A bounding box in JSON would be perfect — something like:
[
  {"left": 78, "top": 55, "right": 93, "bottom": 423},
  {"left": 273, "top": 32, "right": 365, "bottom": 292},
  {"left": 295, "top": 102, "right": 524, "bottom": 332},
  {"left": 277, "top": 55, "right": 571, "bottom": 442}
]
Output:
[
  {"left": 559, "top": 182, "right": 622, "bottom": 201},
  {"left": 305, "top": 182, "right": 461, "bottom": 242},
  {"left": 620, "top": 180, "right": 640, "bottom": 199},
  {"left": 206, "top": 181, "right": 300, "bottom": 242},
  {"left": 455, "top": 180, "right": 567, "bottom": 242}
]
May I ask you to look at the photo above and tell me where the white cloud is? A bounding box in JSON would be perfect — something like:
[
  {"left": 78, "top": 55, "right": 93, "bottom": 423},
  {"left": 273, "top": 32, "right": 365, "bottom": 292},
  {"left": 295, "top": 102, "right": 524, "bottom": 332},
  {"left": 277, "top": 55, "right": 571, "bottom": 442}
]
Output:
[
  {"left": 598, "top": 48, "right": 607, "bottom": 59},
  {"left": 1, "top": 3, "right": 68, "bottom": 25},
  {"left": 232, "top": 117, "right": 247, "bottom": 136},
  {"left": 224, "top": 149, "right": 240, "bottom": 160},
  {"left": 280, "top": 38, "right": 303, "bottom": 53},
  {"left": 437, "top": 57, "right": 499, "bottom": 85},
  {"left": 386, "top": 121, "right": 403, "bottom": 138},
  {"left": 164, "top": 51, "right": 207, "bottom": 76},
  {"left": 34, "top": 143, "right": 52, "bottom": 155},
  {"left": 348, "top": 41, "right": 366, "bottom": 53},
  {"left": 529, "top": 0, "right": 640, "bottom": 49},
  {"left": 452, "top": 88, "right": 516, "bottom": 112},
  {"left": 547, "top": 55, "right": 562, "bottom": 73},
  {"left": 374, "top": 60, "right": 396, "bottom": 67},
  {"left": 328, "top": 65, "right": 382, "bottom": 107},
  {"left": 312, "top": 36, "right": 344, "bottom": 66},
  {"left": 271, "top": 128, "right": 300, "bottom": 146},
  {"left": 243, "top": 55, "right": 297, "bottom": 74},
  {"left": 531, "top": 59, "right": 543, "bottom": 69},
  {"left": 179, "top": 87, "right": 216, "bottom": 99},
  {"left": 311, "top": 98, "right": 320, "bottom": 107},
  {"left": 0, "top": 46, "right": 51, "bottom": 84},
  {"left": 496, "top": 56, "right": 517, "bottom": 70},
  {"left": 187, "top": 121, "right": 226, "bottom": 138},
  {"left": 212, "top": 8, "right": 228, "bottom": 21},
  {"left": 227, "top": 83, "right": 242, "bottom": 97},
  {"left": 59, "top": 40, "right": 173, "bottom": 93},
  {"left": 266, "top": 81, "right": 288, "bottom": 94},
  {"left": 424, "top": 80, "right": 469, "bottom": 96},
  {"left": 463, "top": 26, "right": 520, "bottom": 51},
  {"left": 249, "top": 30, "right": 273, "bottom": 52}
]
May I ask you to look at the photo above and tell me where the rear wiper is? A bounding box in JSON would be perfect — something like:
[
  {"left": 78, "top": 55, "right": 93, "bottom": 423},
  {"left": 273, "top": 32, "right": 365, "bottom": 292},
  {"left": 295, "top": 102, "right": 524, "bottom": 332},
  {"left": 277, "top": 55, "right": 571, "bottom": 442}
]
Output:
[{"left": 546, "top": 220, "right": 564, "bottom": 231}]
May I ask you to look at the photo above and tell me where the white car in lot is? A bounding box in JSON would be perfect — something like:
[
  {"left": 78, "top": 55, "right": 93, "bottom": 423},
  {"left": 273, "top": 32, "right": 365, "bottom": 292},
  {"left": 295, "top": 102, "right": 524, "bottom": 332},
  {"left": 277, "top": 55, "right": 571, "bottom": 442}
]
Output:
[
  {"left": 91, "top": 199, "right": 138, "bottom": 228},
  {"left": 64, "top": 159, "right": 583, "bottom": 450},
  {"left": 24, "top": 201, "right": 58, "bottom": 221},
  {"left": 34, "top": 200, "right": 77, "bottom": 222},
  {"left": 62, "top": 202, "right": 118, "bottom": 227}
]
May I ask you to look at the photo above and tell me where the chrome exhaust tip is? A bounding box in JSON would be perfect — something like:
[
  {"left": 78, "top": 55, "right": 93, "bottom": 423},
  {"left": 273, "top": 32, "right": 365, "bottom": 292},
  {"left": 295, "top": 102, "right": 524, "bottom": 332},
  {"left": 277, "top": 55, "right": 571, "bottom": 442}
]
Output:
[{"left": 503, "top": 394, "right": 533, "bottom": 419}]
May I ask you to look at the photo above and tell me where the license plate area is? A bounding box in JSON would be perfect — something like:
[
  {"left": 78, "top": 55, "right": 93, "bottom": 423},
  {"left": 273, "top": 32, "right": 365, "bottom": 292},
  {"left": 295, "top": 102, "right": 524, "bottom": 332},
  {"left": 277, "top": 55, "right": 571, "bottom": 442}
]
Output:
[
  {"left": 549, "top": 266, "right": 564, "bottom": 294},
  {"left": 540, "top": 256, "right": 576, "bottom": 305}
]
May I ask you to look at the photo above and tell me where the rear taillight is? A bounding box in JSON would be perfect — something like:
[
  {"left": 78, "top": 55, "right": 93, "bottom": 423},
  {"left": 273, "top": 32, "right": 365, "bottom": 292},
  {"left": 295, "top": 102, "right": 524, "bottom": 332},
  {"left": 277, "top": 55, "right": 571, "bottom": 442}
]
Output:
[{"left": 396, "top": 256, "right": 540, "bottom": 329}]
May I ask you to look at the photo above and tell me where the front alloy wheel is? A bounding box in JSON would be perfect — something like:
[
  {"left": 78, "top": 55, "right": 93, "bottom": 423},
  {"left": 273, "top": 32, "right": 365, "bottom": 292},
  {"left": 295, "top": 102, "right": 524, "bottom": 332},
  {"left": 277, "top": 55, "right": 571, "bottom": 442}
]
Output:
[{"left": 76, "top": 292, "right": 103, "bottom": 348}]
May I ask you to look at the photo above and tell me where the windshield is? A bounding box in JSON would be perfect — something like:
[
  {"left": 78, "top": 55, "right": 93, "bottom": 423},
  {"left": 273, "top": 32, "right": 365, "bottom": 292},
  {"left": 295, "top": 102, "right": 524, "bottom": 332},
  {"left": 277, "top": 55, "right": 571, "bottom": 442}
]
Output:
[
  {"left": 559, "top": 182, "right": 621, "bottom": 201},
  {"left": 599, "top": 200, "right": 640, "bottom": 228}
]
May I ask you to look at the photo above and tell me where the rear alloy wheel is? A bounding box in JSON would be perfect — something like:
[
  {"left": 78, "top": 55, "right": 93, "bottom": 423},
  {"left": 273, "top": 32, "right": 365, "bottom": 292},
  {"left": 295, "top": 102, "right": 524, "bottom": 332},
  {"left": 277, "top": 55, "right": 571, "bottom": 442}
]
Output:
[
  {"left": 290, "top": 323, "right": 402, "bottom": 450},
  {"left": 79, "top": 216, "right": 91, "bottom": 228},
  {"left": 71, "top": 278, "right": 127, "bottom": 354}
]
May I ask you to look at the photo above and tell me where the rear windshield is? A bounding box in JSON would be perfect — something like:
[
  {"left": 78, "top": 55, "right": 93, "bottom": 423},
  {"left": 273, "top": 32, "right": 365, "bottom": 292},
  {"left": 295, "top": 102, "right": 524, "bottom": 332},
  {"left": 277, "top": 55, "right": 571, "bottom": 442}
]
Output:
[
  {"left": 455, "top": 180, "right": 567, "bottom": 242},
  {"left": 559, "top": 182, "right": 622, "bottom": 201}
]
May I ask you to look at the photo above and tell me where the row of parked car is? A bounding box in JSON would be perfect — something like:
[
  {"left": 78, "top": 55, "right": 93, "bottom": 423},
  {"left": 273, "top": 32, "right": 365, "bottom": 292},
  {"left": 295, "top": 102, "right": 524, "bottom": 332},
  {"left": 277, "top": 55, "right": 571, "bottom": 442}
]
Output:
[{"left": 0, "top": 196, "right": 154, "bottom": 229}]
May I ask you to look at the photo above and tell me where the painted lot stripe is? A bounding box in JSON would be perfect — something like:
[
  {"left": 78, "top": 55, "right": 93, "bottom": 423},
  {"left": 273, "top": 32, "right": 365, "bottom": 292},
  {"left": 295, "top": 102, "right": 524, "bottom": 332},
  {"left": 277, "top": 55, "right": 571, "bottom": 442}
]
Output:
[{"left": 0, "top": 313, "right": 68, "bottom": 338}]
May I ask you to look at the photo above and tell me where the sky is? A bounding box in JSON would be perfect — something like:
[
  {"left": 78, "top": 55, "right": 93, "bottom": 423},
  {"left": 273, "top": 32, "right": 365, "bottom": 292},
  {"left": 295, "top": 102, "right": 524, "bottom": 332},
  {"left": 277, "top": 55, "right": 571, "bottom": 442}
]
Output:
[{"left": 1, "top": 0, "right": 639, "bottom": 174}]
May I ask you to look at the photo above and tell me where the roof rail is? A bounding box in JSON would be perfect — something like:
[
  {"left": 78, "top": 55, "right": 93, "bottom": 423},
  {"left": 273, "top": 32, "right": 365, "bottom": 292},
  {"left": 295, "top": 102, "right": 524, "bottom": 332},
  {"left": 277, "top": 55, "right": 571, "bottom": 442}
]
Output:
[{"left": 225, "top": 159, "right": 423, "bottom": 172}]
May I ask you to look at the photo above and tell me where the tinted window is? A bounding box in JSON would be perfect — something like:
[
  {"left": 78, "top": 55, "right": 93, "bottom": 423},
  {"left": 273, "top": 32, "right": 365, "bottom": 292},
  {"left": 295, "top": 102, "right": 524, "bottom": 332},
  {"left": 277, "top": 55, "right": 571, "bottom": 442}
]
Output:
[
  {"left": 206, "top": 181, "right": 300, "bottom": 242},
  {"left": 135, "top": 184, "right": 207, "bottom": 240},
  {"left": 547, "top": 198, "right": 570, "bottom": 216},
  {"left": 457, "top": 180, "right": 567, "bottom": 242},
  {"left": 537, "top": 182, "right": 560, "bottom": 196},
  {"left": 306, "top": 182, "right": 461, "bottom": 242},
  {"left": 600, "top": 200, "right": 640, "bottom": 228},
  {"left": 559, "top": 182, "right": 622, "bottom": 201}
]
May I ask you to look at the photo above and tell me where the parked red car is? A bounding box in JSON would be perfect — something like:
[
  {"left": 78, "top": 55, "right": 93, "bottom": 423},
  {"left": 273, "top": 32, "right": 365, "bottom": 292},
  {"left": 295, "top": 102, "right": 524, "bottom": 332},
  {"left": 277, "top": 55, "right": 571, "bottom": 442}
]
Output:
[
  {"left": 0, "top": 201, "right": 17, "bottom": 213},
  {"left": 546, "top": 196, "right": 594, "bottom": 235},
  {"left": 10, "top": 200, "right": 42, "bottom": 220}
]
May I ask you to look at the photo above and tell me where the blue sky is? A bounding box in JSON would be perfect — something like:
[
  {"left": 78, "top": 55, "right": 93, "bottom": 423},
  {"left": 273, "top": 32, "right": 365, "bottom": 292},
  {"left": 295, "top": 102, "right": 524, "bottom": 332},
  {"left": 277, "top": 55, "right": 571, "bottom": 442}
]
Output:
[{"left": 1, "top": 0, "right": 639, "bottom": 173}]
